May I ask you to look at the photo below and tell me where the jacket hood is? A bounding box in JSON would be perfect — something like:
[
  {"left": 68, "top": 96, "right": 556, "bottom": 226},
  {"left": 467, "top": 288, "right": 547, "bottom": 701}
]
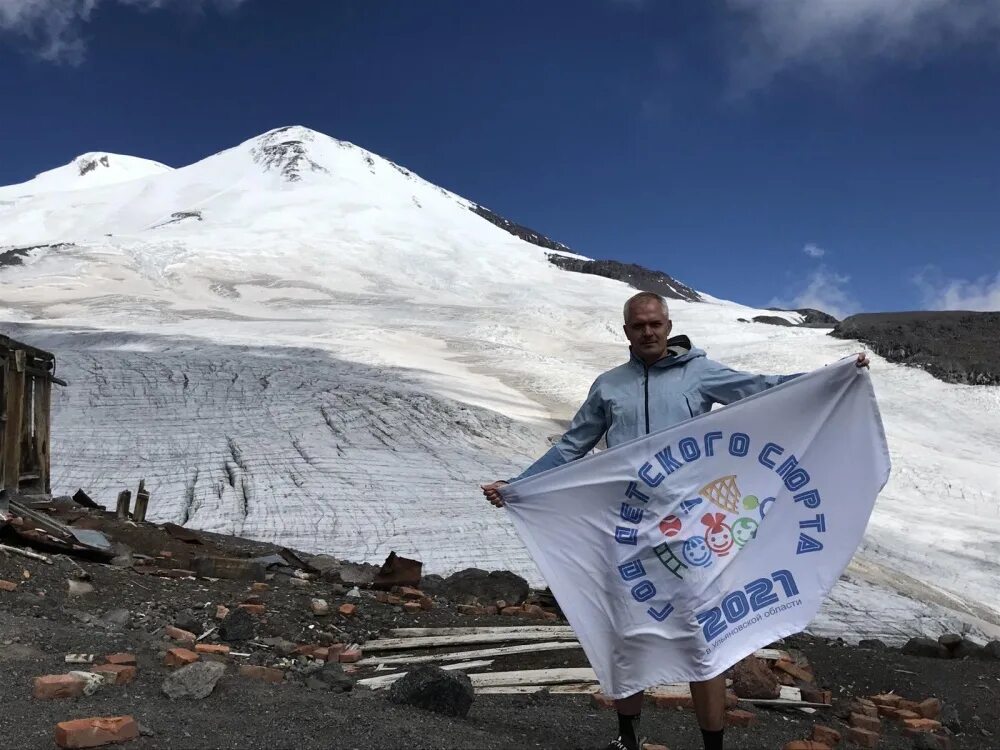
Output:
[{"left": 629, "top": 334, "right": 706, "bottom": 369}]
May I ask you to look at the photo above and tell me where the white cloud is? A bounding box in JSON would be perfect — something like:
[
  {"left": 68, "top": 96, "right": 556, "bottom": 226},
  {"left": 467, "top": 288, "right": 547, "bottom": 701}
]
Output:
[
  {"left": 802, "top": 243, "right": 826, "bottom": 258},
  {"left": 726, "top": 0, "right": 1000, "bottom": 90},
  {"left": 769, "top": 266, "right": 859, "bottom": 320},
  {"left": 0, "top": 0, "right": 247, "bottom": 64},
  {"left": 913, "top": 268, "right": 1000, "bottom": 311}
]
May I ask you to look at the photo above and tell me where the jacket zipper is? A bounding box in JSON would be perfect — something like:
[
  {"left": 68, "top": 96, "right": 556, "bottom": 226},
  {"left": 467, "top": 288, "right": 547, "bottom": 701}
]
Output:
[{"left": 643, "top": 363, "right": 650, "bottom": 435}]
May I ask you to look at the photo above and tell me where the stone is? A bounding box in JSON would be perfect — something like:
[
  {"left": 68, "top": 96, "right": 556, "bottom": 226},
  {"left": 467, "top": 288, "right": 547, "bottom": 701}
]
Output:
[
  {"left": 847, "top": 727, "right": 879, "bottom": 748},
  {"left": 902, "top": 637, "right": 950, "bottom": 659},
  {"left": 436, "top": 568, "right": 530, "bottom": 606},
  {"left": 373, "top": 551, "right": 422, "bottom": 590},
  {"left": 219, "top": 606, "right": 255, "bottom": 642},
  {"left": 729, "top": 656, "right": 781, "bottom": 699},
  {"left": 237, "top": 604, "right": 265, "bottom": 615},
  {"left": 0, "top": 580, "right": 17, "bottom": 592},
  {"left": 939, "top": 703, "right": 961, "bottom": 733},
  {"left": 313, "top": 662, "right": 354, "bottom": 692},
  {"left": 161, "top": 661, "right": 226, "bottom": 699},
  {"left": 936, "top": 634, "right": 962, "bottom": 650},
  {"left": 725, "top": 709, "right": 756, "bottom": 727},
  {"left": 982, "top": 640, "right": 1000, "bottom": 660},
  {"left": 311, "top": 598, "right": 330, "bottom": 616},
  {"left": 911, "top": 734, "right": 949, "bottom": 750},
  {"left": 918, "top": 698, "right": 942, "bottom": 720},
  {"left": 173, "top": 615, "right": 203, "bottom": 636},
  {"left": 215, "top": 605, "right": 230, "bottom": 620},
  {"left": 308, "top": 554, "right": 341, "bottom": 580},
  {"left": 192, "top": 556, "right": 266, "bottom": 581},
  {"left": 251, "top": 582, "right": 270, "bottom": 591},
  {"left": 850, "top": 713, "right": 881, "bottom": 734},
  {"left": 338, "top": 603, "right": 356, "bottom": 617},
  {"left": 951, "top": 639, "right": 983, "bottom": 659},
  {"left": 239, "top": 664, "right": 284, "bottom": 683},
  {"left": 858, "top": 639, "right": 887, "bottom": 650},
  {"left": 783, "top": 743, "right": 831, "bottom": 750},
  {"left": 98, "top": 609, "right": 130, "bottom": 630},
  {"left": 55, "top": 716, "right": 139, "bottom": 749},
  {"left": 33, "top": 674, "right": 87, "bottom": 700},
  {"left": 337, "top": 561, "right": 379, "bottom": 587},
  {"left": 89, "top": 664, "right": 136, "bottom": 685},
  {"left": 811, "top": 725, "right": 841, "bottom": 745},
  {"left": 403, "top": 602, "right": 421, "bottom": 614},
  {"left": 387, "top": 665, "right": 475, "bottom": 718}
]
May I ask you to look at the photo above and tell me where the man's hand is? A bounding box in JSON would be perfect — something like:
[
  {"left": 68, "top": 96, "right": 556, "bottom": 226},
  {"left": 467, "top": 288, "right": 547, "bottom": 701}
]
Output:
[
  {"left": 481, "top": 480, "right": 508, "bottom": 508},
  {"left": 855, "top": 352, "right": 870, "bottom": 369}
]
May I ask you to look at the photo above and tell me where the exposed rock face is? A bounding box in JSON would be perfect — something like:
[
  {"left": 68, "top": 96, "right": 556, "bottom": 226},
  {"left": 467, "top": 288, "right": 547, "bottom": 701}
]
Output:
[
  {"left": 831, "top": 311, "right": 1000, "bottom": 385},
  {"left": 766, "top": 308, "right": 840, "bottom": 327},
  {"left": 752, "top": 315, "right": 794, "bottom": 327},
  {"left": 437, "top": 568, "right": 530, "bottom": 606},
  {"left": 250, "top": 126, "right": 330, "bottom": 182},
  {"left": 728, "top": 656, "right": 780, "bottom": 699},
  {"left": 546, "top": 254, "right": 702, "bottom": 302},
  {"left": 470, "top": 204, "right": 573, "bottom": 254}
]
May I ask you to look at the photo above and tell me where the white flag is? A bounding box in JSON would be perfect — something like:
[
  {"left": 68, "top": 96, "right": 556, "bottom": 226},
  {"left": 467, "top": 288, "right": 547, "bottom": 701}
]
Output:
[{"left": 503, "top": 357, "right": 891, "bottom": 698}]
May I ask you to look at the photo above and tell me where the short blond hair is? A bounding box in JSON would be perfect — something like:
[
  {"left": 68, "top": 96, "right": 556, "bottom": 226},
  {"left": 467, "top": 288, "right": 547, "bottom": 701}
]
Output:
[{"left": 624, "top": 292, "right": 669, "bottom": 323}]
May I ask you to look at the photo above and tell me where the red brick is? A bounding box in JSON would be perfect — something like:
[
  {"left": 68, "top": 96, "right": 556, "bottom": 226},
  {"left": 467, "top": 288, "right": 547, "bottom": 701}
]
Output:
[
  {"left": 375, "top": 592, "right": 403, "bottom": 605},
  {"left": 338, "top": 648, "right": 362, "bottom": 663},
  {"left": 164, "top": 625, "right": 196, "bottom": 643},
  {"left": 725, "top": 690, "right": 738, "bottom": 709},
  {"left": 337, "top": 603, "right": 356, "bottom": 617},
  {"left": 159, "top": 551, "right": 173, "bottom": 559},
  {"left": 239, "top": 664, "right": 284, "bottom": 683},
  {"left": 521, "top": 604, "right": 546, "bottom": 619},
  {"left": 55, "top": 716, "right": 139, "bottom": 749},
  {"left": 244, "top": 594, "right": 264, "bottom": 605},
  {"left": 541, "top": 611, "right": 559, "bottom": 621},
  {"left": 847, "top": 727, "right": 879, "bottom": 748},
  {"left": 457, "top": 604, "right": 484, "bottom": 616},
  {"left": 783, "top": 743, "right": 831, "bottom": 750},
  {"left": 853, "top": 699, "right": 879, "bottom": 718},
  {"left": 902, "top": 718, "right": 941, "bottom": 734},
  {"left": 238, "top": 603, "right": 265, "bottom": 615},
  {"left": 32, "top": 674, "right": 86, "bottom": 700},
  {"left": 849, "top": 713, "right": 881, "bottom": 734},
  {"left": 89, "top": 664, "right": 136, "bottom": 685},
  {"left": 800, "top": 685, "right": 833, "bottom": 705},
  {"left": 312, "top": 647, "right": 329, "bottom": 661},
  {"left": 774, "top": 659, "right": 814, "bottom": 683},
  {"left": 325, "top": 643, "right": 345, "bottom": 661},
  {"left": 812, "top": 725, "right": 841, "bottom": 746},
  {"left": 103, "top": 653, "right": 136, "bottom": 666},
  {"left": 0, "top": 579, "right": 18, "bottom": 592},
  {"left": 591, "top": 692, "right": 615, "bottom": 709},
  {"left": 893, "top": 709, "right": 921, "bottom": 722},
  {"left": 250, "top": 582, "right": 270, "bottom": 591},
  {"left": 648, "top": 693, "right": 694, "bottom": 709},
  {"left": 897, "top": 699, "right": 921, "bottom": 712},
  {"left": 918, "top": 698, "right": 942, "bottom": 719},
  {"left": 195, "top": 644, "right": 230, "bottom": 656},
  {"left": 870, "top": 693, "right": 902, "bottom": 707},
  {"left": 215, "top": 605, "right": 230, "bottom": 620},
  {"left": 418, "top": 596, "right": 433, "bottom": 611},
  {"left": 398, "top": 586, "right": 423, "bottom": 600},
  {"left": 402, "top": 602, "right": 421, "bottom": 614},
  {"left": 164, "top": 647, "right": 199, "bottom": 667},
  {"left": 500, "top": 606, "right": 520, "bottom": 616},
  {"left": 725, "top": 709, "right": 756, "bottom": 727}
]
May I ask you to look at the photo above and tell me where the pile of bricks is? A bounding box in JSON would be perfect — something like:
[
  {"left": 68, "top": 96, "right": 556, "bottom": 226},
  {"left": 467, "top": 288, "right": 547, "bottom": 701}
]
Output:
[{"left": 374, "top": 585, "right": 434, "bottom": 613}]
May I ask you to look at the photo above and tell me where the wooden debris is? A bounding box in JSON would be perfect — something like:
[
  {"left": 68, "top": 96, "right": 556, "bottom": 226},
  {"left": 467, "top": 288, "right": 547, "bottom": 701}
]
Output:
[
  {"left": 0, "top": 543, "right": 53, "bottom": 564},
  {"left": 358, "top": 640, "right": 581, "bottom": 666},
  {"left": 387, "top": 625, "right": 575, "bottom": 638},
  {"left": 363, "top": 631, "right": 577, "bottom": 651}
]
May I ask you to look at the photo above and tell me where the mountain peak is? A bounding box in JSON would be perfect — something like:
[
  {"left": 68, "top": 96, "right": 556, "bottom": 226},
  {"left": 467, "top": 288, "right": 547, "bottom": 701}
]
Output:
[{"left": 249, "top": 126, "right": 334, "bottom": 182}]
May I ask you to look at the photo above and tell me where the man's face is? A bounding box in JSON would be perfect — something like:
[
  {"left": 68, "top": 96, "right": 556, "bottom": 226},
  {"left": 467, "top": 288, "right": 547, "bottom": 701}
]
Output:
[{"left": 624, "top": 300, "right": 672, "bottom": 363}]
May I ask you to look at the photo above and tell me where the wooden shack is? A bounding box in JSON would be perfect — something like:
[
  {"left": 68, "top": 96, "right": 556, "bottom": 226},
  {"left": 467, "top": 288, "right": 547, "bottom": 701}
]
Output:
[{"left": 0, "top": 334, "right": 66, "bottom": 497}]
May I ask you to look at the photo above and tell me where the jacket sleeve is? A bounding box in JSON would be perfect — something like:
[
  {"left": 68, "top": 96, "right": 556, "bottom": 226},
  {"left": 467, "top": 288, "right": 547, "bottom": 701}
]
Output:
[
  {"left": 509, "top": 379, "right": 609, "bottom": 482},
  {"left": 698, "top": 359, "right": 801, "bottom": 406}
]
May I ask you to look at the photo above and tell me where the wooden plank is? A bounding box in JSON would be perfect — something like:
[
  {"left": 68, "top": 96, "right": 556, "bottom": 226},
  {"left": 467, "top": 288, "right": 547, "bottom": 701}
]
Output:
[
  {"left": 779, "top": 686, "right": 802, "bottom": 701},
  {"left": 737, "top": 697, "right": 831, "bottom": 709},
  {"left": 358, "top": 640, "right": 581, "bottom": 666},
  {"left": 32, "top": 377, "right": 50, "bottom": 493},
  {"left": 363, "top": 631, "right": 577, "bottom": 651},
  {"left": 3, "top": 354, "right": 25, "bottom": 494},
  {"left": 468, "top": 668, "right": 596, "bottom": 688},
  {"left": 755, "top": 648, "right": 791, "bottom": 661},
  {"left": 476, "top": 683, "right": 601, "bottom": 695},
  {"left": 388, "top": 626, "right": 575, "bottom": 638}
]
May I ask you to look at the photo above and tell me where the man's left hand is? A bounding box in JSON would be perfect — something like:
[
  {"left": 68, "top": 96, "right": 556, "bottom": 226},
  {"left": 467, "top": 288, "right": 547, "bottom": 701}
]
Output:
[{"left": 855, "top": 352, "right": 870, "bottom": 368}]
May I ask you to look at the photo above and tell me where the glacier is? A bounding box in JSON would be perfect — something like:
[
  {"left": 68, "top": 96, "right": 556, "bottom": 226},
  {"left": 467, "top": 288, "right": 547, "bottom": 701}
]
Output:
[{"left": 1, "top": 125, "right": 997, "bottom": 644}]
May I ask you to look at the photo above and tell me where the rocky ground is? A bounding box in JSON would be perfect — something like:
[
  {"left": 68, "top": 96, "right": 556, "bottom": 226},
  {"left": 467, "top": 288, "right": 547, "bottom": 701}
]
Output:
[
  {"left": 0, "top": 501, "right": 997, "bottom": 750},
  {"left": 830, "top": 312, "right": 1000, "bottom": 386}
]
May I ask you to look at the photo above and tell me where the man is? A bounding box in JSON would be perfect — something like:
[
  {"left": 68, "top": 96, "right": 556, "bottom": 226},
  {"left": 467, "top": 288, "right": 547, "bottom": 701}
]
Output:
[{"left": 482, "top": 291, "right": 869, "bottom": 750}]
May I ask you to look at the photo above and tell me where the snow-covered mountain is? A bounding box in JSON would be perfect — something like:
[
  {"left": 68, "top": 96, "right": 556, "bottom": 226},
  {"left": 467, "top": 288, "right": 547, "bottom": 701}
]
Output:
[{"left": 1, "top": 126, "right": 998, "bottom": 644}]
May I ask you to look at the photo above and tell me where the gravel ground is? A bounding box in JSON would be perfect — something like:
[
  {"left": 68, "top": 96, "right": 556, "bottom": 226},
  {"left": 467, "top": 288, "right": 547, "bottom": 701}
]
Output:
[{"left": 0, "top": 514, "right": 997, "bottom": 750}]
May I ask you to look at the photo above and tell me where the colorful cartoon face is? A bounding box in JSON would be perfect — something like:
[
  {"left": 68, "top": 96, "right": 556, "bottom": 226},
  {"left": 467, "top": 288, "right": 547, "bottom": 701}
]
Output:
[
  {"left": 701, "top": 512, "right": 734, "bottom": 556},
  {"left": 682, "top": 536, "right": 713, "bottom": 567},
  {"left": 659, "top": 515, "right": 682, "bottom": 537},
  {"left": 731, "top": 517, "right": 759, "bottom": 547}
]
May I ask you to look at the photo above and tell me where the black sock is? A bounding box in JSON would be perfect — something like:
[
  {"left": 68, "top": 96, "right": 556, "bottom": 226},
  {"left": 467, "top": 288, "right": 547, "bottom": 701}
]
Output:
[
  {"left": 700, "top": 728, "right": 724, "bottom": 750},
  {"left": 616, "top": 712, "right": 641, "bottom": 750}
]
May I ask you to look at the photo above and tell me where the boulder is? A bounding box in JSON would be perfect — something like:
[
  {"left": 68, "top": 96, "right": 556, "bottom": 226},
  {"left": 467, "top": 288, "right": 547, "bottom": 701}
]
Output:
[
  {"left": 901, "top": 637, "right": 950, "bottom": 659},
  {"left": 982, "top": 640, "right": 1000, "bottom": 660},
  {"left": 337, "top": 562, "right": 379, "bottom": 588},
  {"left": 728, "top": 656, "right": 781, "bottom": 699},
  {"left": 939, "top": 703, "right": 961, "bottom": 733},
  {"left": 219, "top": 607, "right": 255, "bottom": 642},
  {"left": 313, "top": 662, "right": 354, "bottom": 693},
  {"left": 858, "top": 639, "right": 888, "bottom": 650},
  {"left": 952, "top": 639, "right": 983, "bottom": 660},
  {"left": 437, "top": 569, "right": 529, "bottom": 606},
  {"left": 308, "top": 555, "right": 341, "bottom": 581},
  {"left": 387, "top": 665, "right": 475, "bottom": 718},
  {"left": 937, "top": 633, "right": 962, "bottom": 650},
  {"left": 161, "top": 661, "right": 226, "bottom": 699}
]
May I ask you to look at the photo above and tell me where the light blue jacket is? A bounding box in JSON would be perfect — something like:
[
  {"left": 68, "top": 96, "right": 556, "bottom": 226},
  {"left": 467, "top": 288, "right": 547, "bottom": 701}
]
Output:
[{"left": 512, "top": 336, "right": 798, "bottom": 482}]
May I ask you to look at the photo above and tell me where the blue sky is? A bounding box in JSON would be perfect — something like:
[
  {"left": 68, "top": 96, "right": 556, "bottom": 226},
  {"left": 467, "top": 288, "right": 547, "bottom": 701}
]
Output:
[{"left": 2, "top": 0, "right": 999, "bottom": 316}]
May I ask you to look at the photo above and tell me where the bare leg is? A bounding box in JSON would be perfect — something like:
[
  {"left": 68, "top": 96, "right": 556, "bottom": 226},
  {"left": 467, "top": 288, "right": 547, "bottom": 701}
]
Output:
[{"left": 690, "top": 675, "right": 726, "bottom": 731}]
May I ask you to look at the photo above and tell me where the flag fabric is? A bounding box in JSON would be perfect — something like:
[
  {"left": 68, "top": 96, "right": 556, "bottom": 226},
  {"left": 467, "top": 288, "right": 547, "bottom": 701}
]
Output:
[{"left": 501, "top": 357, "right": 891, "bottom": 698}]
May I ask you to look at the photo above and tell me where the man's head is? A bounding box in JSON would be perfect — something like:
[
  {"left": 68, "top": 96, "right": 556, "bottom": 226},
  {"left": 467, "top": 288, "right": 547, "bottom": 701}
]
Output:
[{"left": 623, "top": 292, "right": 672, "bottom": 364}]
